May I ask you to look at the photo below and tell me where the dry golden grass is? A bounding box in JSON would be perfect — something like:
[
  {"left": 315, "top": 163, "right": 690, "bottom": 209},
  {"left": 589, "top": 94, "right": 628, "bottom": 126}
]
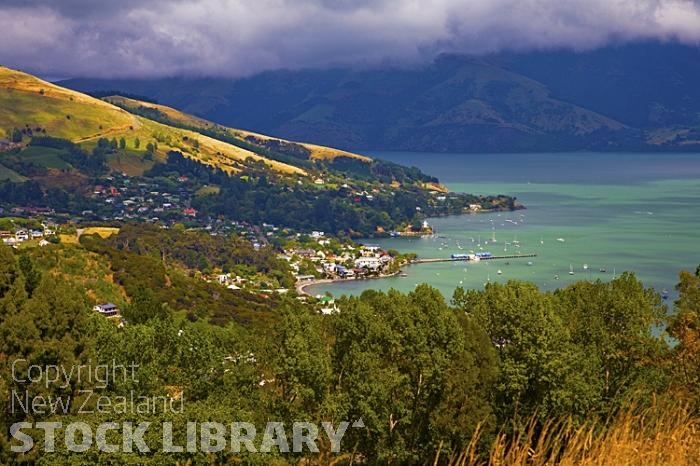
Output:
[
  {"left": 299, "top": 142, "right": 372, "bottom": 162},
  {"left": 58, "top": 234, "right": 78, "bottom": 244},
  {"left": 78, "top": 227, "right": 120, "bottom": 238},
  {"left": 422, "top": 181, "right": 450, "bottom": 193},
  {"left": 0, "top": 67, "right": 127, "bottom": 111},
  {"left": 103, "top": 98, "right": 306, "bottom": 175},
  {"left": 107, "top": 95, "right": 371, "bottom": 163},
  {"left": 106, "top": 95, "right": 212, "bottom": 129},
  {"left": 0, "top": 67, "right": 305, "bottom": 176},
  {"left": 445, "top": 403, "right": 700, "bottom": 466},
  {"left": 0, "top": 67, "right": 139, "bottom": 141}
]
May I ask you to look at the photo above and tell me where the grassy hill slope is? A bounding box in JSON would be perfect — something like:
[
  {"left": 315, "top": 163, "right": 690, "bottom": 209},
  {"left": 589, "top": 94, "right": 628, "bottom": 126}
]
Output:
[
  {"left": 0, "top": 67, "right": 314, "bottom": 176},
  {"left": 105, "top": 95, "right": 371, "bottom": 163}
]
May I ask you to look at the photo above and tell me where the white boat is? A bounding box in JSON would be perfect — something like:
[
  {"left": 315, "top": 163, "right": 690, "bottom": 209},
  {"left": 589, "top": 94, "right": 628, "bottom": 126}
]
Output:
[
  {"left": 491, "top": 229, "right": 498, "bottom": 243},
  {"left": 497, "top": 269, "right": 502, "bottom": 275},
  {"left": 557, "top": 238, "right": 566, "bottom": 243},
  {"left": 569, "top": 264, "right": 575, "bottom": 275}
]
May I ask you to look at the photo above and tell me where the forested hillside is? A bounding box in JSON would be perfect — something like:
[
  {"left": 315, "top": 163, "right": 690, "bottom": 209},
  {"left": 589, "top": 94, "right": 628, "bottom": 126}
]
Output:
[{"left": 1, "top": 231, "right": 699, "bottom": 464}]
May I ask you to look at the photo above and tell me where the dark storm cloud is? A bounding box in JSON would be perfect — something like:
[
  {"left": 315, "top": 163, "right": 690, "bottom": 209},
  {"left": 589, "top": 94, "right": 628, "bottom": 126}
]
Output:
[{"left": 1, "top": 0, "right": 699, "bottom": 77}]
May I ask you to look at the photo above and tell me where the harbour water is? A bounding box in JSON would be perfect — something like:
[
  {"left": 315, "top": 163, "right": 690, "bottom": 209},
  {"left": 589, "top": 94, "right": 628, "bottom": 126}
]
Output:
[{"left": 307, "top": 152, "right": 700, "bottom": 300}]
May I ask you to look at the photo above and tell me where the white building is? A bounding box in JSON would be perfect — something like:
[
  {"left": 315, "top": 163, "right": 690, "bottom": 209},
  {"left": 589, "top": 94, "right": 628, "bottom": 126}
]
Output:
[
  {"left": 355, "top": 257, "right": 382, "bottom": 270},
  {"left": 93, "top": 303, "right": 120, "bottom": 318}
]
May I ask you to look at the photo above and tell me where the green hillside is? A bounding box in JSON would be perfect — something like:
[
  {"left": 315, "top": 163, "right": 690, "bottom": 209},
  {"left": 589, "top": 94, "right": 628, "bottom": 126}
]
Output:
[{"left": 0, "top": 66, "right": 522, "bottom": 236}]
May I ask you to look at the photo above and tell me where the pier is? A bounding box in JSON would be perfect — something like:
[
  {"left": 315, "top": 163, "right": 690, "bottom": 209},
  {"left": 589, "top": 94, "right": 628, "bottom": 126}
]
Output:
[{"left": 414, "top": 253, "right": 537, "bottom": 264}]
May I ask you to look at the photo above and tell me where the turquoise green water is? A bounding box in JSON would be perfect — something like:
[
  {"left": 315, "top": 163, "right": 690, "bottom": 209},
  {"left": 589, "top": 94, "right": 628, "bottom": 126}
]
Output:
[{"left": 308, "top": 152, "right": 700, "bottom": 300}]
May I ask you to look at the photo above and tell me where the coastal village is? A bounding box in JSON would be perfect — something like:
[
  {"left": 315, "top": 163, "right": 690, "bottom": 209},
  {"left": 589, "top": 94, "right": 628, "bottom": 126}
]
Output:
[{"left": 0, "top": 209, "right": 408, "bottom": 320}]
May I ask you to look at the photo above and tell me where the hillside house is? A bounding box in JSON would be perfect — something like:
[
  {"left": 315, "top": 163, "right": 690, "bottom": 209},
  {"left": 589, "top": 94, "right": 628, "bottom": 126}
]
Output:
[{"left": 93, "top": 303, "right": 120, "bottom": 318}]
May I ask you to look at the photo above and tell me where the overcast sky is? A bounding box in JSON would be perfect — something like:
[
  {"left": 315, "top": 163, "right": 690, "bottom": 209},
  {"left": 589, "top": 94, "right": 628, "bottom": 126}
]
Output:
[{"left": 1, "top": 0, "right": 700, "bottom": 78}]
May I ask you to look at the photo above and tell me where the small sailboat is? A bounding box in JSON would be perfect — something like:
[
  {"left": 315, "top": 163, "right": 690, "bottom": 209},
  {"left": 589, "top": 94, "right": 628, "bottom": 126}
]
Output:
[
  {"left": 540, "top": 236, "right": 544, "bottom": 245},
  {"left": 497, "top": 269, "right": 503, "bottom": 275},
  {"left": 556, "top": 238, "right": 566, "bottom": 243},
  {"left": 491, "top": 229, "right": 498, "bottom": 243},
  {"left": 554, "top": 274, "right": 560, "bottom": 280},
  {"left": 583, "top": 264, "right": 589, "bottom": 271},
  {"left": 569, "top": 264, "right": 575, "bottom": 275}
]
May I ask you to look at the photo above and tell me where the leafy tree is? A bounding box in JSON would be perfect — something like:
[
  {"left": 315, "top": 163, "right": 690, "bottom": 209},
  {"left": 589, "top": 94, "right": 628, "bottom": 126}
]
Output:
[
  {"left": 122, "top": 283, "right": 171, "bottom": 324},
  {"left": 264, "top": 301, "right": 332, "bottom": 423},
  {"left": 555, "top": 273, "right": 668, "bottom": 410},
  {"left": 0, "top": 246, "right": 20, "bottom": 299},
  {"left": 330, "top": 285, "right": 497, "bottom": 462},
  {"left": 667, "top": 269, "right": 700, "bottom": 405},
  {"left": 0, "top": 274, "right": 99, "bottom": 463},
  {"left": 119, "top": 136, "right": 126, "bottom": 149},
  {"left": 18, "top": 254, "right": 41, "bottom": 298},
  {"left": 454, "top": 281, "right": 598, "bottom": 425}
]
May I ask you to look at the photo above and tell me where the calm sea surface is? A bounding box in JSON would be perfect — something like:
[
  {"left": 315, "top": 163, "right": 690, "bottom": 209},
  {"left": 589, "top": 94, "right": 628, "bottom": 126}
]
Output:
[{"left": 307, "top": 152, "right": 700, "bottom": 300}]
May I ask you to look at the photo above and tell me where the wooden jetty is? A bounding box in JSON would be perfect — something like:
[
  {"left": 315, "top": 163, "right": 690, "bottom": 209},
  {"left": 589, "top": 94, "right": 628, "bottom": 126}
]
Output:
[{"left": 414, "top": 253, "right": 537, "bottom": 264}]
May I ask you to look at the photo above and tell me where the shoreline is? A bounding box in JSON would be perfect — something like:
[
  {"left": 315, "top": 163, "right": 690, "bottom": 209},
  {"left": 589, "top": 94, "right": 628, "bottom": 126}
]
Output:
[{"left": 296, "top": 269, "right": 404, "bottom": 296}]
